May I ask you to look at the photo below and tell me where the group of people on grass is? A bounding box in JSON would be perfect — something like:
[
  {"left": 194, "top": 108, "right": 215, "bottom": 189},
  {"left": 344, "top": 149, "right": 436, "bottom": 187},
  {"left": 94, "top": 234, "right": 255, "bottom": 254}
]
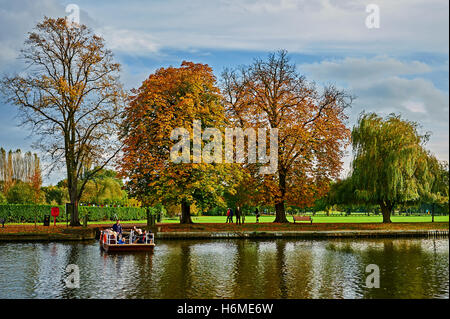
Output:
[{"left": 226, "top": 207, "right": 261, "bottom": 224}]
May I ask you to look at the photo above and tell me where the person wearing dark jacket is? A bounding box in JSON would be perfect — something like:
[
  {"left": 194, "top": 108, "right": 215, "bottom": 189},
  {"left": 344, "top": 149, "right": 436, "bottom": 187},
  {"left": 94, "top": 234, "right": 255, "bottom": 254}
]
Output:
[
  {"left": 112, "top": 220, "right": 122, "bottom": 235},
  {"left": 235, "top": 206, "right": 242, "bottom": 225}
]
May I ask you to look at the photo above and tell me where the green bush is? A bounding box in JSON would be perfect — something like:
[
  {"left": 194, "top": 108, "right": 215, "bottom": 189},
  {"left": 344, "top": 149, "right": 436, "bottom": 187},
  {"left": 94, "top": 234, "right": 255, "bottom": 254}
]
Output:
[
  {"left": 6, "top": 182, "right": 35, "bottom": 204},
  {"left": 78, "top": 206, "right": 156, "bottom": 221},
  {"left": 0, "top": 204, "right": 64, "bottom": 223},
  {"left": 0, "top": 204, "right": 155, "bottom": 223},
  {"left": 0, "top": 192, "right": 6, "bottom": 204}
]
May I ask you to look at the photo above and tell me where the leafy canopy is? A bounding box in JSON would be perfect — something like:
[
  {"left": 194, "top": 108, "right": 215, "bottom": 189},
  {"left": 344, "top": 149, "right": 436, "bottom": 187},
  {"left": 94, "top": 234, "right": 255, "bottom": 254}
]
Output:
[{"left": 351, "top": 113, "right": 439, "bottom": 206}]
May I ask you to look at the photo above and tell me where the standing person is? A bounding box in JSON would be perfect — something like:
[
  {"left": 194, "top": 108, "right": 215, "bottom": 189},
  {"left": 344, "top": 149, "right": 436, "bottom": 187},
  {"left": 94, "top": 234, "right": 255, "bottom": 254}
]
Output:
[
  {"left": 226, "top": 208, "right": 231, "bottom": 223},
  {"left": 236, "top": 206, "right": 241, "bottom": 225},
  {"left": 112, "top": 219, "right": 122, "bottom": 235},
  {"left": 229, "top": 208, "right": 234, "bottom": 223},
  {"left": 112, "top": 219, "right": 123, "bottom": 241},
  {"left": 255, "top": 208, "right": 260, "bottom": 223}
]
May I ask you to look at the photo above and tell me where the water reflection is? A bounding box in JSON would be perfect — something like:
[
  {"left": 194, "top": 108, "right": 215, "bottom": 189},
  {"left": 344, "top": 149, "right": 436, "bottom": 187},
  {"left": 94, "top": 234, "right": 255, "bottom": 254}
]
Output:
[{"left": 0, "top": 238, "right": 448, "bottom": 299}]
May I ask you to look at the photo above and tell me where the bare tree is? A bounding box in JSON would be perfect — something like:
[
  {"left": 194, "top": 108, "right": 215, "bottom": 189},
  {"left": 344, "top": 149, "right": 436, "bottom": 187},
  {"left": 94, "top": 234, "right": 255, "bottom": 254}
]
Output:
[{"left": 1, "top": 17, "right": 126, "bottom": 225}]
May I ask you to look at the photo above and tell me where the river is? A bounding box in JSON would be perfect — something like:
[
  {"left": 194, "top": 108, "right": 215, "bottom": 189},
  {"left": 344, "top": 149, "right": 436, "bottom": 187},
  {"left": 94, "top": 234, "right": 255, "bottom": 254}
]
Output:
[{"left": 0, "top": 238, "right": 448, "bottom": 299}]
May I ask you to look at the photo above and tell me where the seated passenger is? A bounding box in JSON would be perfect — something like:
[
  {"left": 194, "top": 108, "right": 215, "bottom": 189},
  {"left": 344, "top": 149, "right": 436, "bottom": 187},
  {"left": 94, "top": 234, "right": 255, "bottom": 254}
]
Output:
[{"left": 132, "top": 226, "right": 144, "bottom": 243}]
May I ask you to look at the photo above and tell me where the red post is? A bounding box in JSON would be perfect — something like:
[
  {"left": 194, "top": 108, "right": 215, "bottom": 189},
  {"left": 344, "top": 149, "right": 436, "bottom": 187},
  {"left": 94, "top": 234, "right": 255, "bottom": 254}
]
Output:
[{"left": 51, "top": 207, "right": 60, "bottom": 226}]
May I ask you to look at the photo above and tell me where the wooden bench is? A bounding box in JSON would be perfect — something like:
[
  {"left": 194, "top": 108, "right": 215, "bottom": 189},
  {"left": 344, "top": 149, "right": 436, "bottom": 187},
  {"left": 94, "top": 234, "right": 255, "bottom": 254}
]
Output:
[{"left": 292, "top": 215, "right": 312, "bottom": 224}]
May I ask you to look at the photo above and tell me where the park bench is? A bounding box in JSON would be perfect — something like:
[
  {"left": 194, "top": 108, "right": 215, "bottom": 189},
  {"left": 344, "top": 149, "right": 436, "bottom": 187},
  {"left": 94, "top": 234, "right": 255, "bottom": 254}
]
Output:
[{"left": 292, "top": 215, "right": 313, "bottom": 224}]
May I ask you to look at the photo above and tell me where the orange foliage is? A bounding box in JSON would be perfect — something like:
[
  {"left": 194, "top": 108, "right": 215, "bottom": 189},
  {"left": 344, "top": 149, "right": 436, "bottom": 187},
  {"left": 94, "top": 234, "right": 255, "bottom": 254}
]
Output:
[{"left": 222, "top": 51, "right": 352, "bottom": 221}]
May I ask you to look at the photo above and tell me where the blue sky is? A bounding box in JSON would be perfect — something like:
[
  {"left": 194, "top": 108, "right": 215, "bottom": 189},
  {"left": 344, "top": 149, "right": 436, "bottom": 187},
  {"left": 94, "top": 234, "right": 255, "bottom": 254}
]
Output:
[{"left": 0, "top": 0, "right": 448, "bottom": 185}]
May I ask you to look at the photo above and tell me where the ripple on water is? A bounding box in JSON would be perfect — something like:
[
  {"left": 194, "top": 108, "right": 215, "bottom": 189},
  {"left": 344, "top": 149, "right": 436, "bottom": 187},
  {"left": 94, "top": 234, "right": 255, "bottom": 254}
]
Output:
[{"left": 0, "top": 238, "right": 448, "bottom": 299}]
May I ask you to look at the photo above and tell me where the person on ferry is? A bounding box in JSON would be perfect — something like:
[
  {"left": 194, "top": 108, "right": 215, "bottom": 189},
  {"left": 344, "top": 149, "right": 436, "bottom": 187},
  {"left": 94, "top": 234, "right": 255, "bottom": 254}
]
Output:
[
  {"left": 132, "top": 226, "right": 144, "bottom": 243},
  {"left": 112, "top": 220, "right": 123, "bottom": 240}
]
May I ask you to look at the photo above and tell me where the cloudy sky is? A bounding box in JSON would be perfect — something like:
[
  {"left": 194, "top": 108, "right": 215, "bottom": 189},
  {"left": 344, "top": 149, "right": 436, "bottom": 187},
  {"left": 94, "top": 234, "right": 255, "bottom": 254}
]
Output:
[{"left": 0, "top": 0, "right": 448, "bottom": 185}]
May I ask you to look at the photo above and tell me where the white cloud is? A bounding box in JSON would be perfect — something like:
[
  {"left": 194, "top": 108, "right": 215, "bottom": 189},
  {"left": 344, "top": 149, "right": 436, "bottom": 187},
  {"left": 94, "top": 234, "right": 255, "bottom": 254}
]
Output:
[
  {"left": 62, "top": 0, "right": 448, "bottom": 55},
  {"left": 300, "top": 56, "right": 449, "bottom": 165},
  {"left": 355, "top": 76, "right": 449, "bottom": 124},
  {"left": 1, "top": 0, "right": 448, "bottom": 57},
  {"left": 98, "top": 27, "right": 160, "bottom": 54},
  {"left": 300, "top": 56, "right": 433, "bottom": 85},
  {"left": 402, "top": 101, "right": 427, "bottom": 113}
]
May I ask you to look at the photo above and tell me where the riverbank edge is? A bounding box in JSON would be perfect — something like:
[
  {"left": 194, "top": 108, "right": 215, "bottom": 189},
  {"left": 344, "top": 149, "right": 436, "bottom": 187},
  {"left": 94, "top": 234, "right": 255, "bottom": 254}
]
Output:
[
  {"left": 156, "top": 229, "right": 449, "bottom": 240},
  {"left": 0, "top": 228, "right": 448, "bottom": 241}
]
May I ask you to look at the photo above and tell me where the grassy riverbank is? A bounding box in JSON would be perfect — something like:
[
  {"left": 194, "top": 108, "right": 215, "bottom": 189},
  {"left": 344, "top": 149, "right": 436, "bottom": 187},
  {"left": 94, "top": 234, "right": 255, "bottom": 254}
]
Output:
[
  {"left": 1, "top": 221, "right": 448, "bottom": 241},
  {"left": 0, "top": 214, "right": 447, "bottom": 241},
  {"left": 4, "top": 214, "right": 447, "bottom": 226},
  {"left": 160, "top": 215, "right": 450, "bottom": 224},
  {"left": 1, "top": 220, "right": 448, "bottom": 234}
]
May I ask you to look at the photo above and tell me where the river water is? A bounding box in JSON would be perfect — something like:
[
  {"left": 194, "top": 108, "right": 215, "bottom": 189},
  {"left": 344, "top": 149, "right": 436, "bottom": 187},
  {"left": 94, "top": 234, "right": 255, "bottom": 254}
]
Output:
[{"left": 0, "top": 238, "right": 448, "bottom": 299}]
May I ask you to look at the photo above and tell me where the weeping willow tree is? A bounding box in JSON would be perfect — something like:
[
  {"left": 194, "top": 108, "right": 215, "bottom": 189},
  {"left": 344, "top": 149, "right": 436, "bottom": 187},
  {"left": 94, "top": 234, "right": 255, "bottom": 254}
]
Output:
[
  {"left": 417, "top": 156, "right": 449, "bottom": 221},
  {"left": 351, "top": 113, "right": 439, "bottom": 223}
]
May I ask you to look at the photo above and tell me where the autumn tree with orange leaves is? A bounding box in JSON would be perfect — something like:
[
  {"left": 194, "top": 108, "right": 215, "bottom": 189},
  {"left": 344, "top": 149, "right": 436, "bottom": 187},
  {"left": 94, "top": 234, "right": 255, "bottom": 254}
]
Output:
[
  {"left": 221, "top": 50, "right": 352, "bottom": 223},
  {"left": 120, "top": 61, "right": 240, "bottom": 224}
]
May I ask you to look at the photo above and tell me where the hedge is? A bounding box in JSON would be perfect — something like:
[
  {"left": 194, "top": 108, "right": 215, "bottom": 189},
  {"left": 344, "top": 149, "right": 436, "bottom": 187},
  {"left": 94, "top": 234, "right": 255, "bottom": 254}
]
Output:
[{"left": 0, "top": 204, "right": 157, "bottom": 223}]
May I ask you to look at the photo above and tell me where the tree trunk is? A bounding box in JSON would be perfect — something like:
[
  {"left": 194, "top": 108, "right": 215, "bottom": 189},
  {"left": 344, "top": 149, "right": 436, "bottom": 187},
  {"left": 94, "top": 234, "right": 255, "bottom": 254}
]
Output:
[
  {"left": 274, "top": 170, "right": 289, "bottom": 223},
  {"left": 180, "top": 200, "right": 193, "bottom": 224},
  {"left": 380, "top": 201, "right": 393, "bottom": 223},
  {"left": 274, "top": 201, "right": 289, "bottom": 223},
  {"left": 68, "top": 182, "right": 81, "bottom": 226},
  {"left": 66, "top": 133, "right": 81, "bottom": 226},
  {"left": 70, "top": 190, "right": 81, "bottom": 227},
  {"left": 432, "top": 203, "right": 435, "bottom": 223},
  {"left": 69, "top": 201, "right": 81, "bottom": 226}
]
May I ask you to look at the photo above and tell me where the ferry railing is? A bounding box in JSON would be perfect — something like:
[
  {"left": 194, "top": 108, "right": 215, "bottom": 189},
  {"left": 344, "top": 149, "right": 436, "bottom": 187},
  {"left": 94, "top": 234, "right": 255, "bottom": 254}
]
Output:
[
  {"left": 100, "top": 230, "right": 117, "bottom": 245},
  {"left": 145, "top": 232, "right": 154, "bottom": 244}
]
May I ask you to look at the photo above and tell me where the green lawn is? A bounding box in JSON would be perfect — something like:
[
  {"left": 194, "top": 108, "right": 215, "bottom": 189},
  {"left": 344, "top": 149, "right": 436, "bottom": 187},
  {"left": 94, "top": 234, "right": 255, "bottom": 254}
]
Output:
[
  {"left": 8, "top": 214, "right": 448, "bottom": 226},
  {"left": 156, "top": 215, "right": 449, "bottom": 224}
]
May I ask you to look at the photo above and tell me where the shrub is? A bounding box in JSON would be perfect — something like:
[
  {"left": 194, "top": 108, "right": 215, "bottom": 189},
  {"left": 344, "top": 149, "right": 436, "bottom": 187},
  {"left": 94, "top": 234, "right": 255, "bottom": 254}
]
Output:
[
  {"left": 0, "top": 192, "right": 6, "bottom": 204},
  {"left": 42, "top": 186, "right": 66, "bottom": 205},
  {"left": 6, "top": 182, "right": 35, "bottom": 204},
  {"left": 0, "top": 204, "right": 156, "bottom": 223}
]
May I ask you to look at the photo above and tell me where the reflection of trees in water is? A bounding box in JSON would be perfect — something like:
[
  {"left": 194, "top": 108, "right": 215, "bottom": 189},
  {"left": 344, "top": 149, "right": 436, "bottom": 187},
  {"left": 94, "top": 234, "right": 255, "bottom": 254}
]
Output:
[
  {"left": 18, "top": 243, "right": 52, "bottom": 298},
  {"left": 120, "top": 252, "right": 154, "bottom": 298},
  {"left": 361, "top": 239, "right": 449, "bottom": 299},
  {"left": 230, "top": 240, "right": 292, "bottom": 298},
  {"left": 22, "top": 243, "right": 46, "bottom": 298},
  {"left": 313, "top": 241, "right": 356, "bottom": 298},
  {"left": 275, "top": 240, "right": 288, "bottom": 298},
  {"left": 231, "top": 240, "right": 260, "bottom": 298},
  {"left": 156, "top": 242, "right": 192, "bottom": 299},
  {"left": 21, "top": 243, "right": 81, "bottom": 299},
  {"left": 31, "top": 243, "right": 76, "bottom": 298},
  {"left": 10, "top": 238, "right": 447, "bottom": 299},
  {"left": 282, "top": 241, "right": 314, "bottom": 298},
  {"left": 60, "top": 244, "right": 81, "bottom": 299}
]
